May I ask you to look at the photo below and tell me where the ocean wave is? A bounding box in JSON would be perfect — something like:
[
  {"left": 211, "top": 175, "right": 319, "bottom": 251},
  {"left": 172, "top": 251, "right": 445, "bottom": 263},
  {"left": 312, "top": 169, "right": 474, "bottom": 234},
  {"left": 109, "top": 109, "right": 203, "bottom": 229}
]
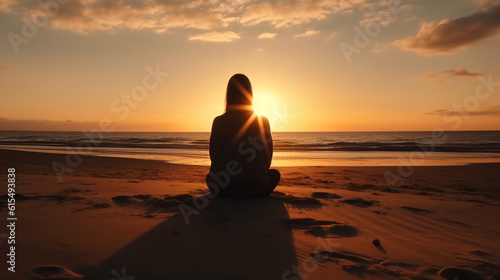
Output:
[
  {"left": 274, "top": 141, "right": 500, "bottom": 152},
  {"left": 1, "top": 131, "right": 499, "bottom": 153}
]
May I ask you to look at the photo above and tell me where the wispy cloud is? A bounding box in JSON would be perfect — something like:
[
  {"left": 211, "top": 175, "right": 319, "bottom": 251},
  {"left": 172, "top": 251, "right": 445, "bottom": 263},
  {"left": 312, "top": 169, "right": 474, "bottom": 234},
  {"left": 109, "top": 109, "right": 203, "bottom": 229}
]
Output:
[
  {"left": 426, "top": 106, "right": 500, "bottom": 117},
  {"left": 3, "top": 0, "right": 235, "bottom": 34},
  {"left": 394, "top": 3, "right": 500, "bottom": 54},
  {"left": 258, "top": 32, "right": 277, "bottom": 39},
  {"left": 55, "top": 0, "right": 230, "bottom": 34},
  {"left": 188, "top": 31, "right": 240, "bottom": 42},
  {"left": 238, "top": 0, "right": 382, "bottom": 28},
  {"left": 424, "top": 68, "right": 484, "bottom": 78},
  {"left": 240, "top": 1, "right": 335, "bottom": 28},
  {"left": 294, "top": 29, "right": 319, "bottom": 38},
  {"left": 1, "top": 0, "right": 390, "bottom": 40}
]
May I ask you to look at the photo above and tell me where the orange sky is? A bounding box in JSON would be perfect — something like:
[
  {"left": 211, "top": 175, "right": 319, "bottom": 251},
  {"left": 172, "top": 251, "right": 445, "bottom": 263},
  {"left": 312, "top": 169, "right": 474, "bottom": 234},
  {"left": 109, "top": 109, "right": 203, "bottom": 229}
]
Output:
[{"left": 1, "top": 0, "right": 500, "bottom": 132}]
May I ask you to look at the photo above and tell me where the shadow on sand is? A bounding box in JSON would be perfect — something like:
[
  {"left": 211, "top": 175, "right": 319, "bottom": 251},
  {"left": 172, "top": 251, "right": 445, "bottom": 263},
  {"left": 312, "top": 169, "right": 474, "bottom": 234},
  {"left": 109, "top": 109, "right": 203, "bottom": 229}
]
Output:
[{"left": 84, "top": 195, "right": 298, "bottom": 280}]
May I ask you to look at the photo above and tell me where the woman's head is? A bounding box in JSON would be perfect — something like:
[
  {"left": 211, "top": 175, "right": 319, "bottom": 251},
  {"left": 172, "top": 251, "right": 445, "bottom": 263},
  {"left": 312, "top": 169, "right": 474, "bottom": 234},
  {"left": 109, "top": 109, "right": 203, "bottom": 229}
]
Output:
[{"left": 226, "top": 73, "right": 252, "bottom": 111}]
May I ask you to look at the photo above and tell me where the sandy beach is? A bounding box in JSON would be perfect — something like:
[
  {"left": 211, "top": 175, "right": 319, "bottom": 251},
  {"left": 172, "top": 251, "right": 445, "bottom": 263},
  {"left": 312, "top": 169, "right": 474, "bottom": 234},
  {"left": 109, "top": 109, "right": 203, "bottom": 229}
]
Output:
[{"left": 0, "top": 148, "right": 499, "bottom": 280}]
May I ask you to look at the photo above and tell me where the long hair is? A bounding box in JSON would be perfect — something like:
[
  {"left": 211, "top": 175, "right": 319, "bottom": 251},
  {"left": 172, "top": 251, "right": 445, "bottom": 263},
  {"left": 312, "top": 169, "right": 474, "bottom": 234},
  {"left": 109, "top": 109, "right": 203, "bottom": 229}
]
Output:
[{"left": 225, "top": 73, "right": 253, "bottom": 112}]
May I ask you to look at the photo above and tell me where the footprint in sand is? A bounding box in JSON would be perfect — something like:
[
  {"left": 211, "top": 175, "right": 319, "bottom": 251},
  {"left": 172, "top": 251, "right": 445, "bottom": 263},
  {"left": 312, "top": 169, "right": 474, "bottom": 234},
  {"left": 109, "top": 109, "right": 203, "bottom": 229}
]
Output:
[
  {"left": 61, "top": 188, "right": 91, "bottom": 194},
  {"left": 286, "top": 218, "right": 338, "bottom": 229},
  {"left": 111, "top": 194, "right": 193, "bottom": 209},
  {"left": 469, "top": 250, "right": 492, "bottom": 257},
  {"left": 329, "top": 224, "right": 358, "bottom": 237},
  {"left": 313, "top": 251, "right": 444, "bottom": 279},
  {"left": 311, "top": 250, "right": 380, "bottom": 277},
  {"left": 74, "top": 202, "right": 112, "bottom": 212},
  {"left": 32, "top": 266, "right": 83, "bottom": 279},
  {"left": 401, "top": 206, "right": 433, "bottom": 214},
  {"left": 272, "top": 193, "right": 323, "bottom": 209},
  {"left": 286, "top": 218, "right": 358, "bottom": 238},
  {"left": 438, "top": 267, "right": 485, "bottom": 280},
  {"left": 311, "top": 192, "right": 342, "bottom": 199},
  {"left": 340, "top": 198, "right": 377, "bottom": 208}
]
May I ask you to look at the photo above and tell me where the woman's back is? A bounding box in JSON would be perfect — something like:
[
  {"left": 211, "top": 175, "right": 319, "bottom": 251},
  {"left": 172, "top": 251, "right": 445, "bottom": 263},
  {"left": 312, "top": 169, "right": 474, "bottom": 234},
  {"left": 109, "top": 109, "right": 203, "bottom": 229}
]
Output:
[{"left": 209, "top": 111, "right": 272, "bottom": 196}]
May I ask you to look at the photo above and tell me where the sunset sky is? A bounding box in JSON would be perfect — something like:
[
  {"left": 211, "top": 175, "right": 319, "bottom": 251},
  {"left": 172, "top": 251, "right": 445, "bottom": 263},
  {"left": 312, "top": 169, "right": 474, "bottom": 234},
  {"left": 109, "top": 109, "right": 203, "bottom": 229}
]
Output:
[{"left": 1, "top": 0, "right": 499, "bottom": 132}]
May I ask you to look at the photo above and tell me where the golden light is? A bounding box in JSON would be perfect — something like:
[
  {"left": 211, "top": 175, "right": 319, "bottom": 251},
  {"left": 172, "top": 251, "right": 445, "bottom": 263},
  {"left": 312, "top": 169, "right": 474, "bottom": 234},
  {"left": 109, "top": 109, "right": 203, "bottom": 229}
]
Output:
[
  {"left": 252, "top": 93, "right": 280, "bottom": 118},
  {"left": 234, "top": 92, "right": 284, "bottom": 142}
]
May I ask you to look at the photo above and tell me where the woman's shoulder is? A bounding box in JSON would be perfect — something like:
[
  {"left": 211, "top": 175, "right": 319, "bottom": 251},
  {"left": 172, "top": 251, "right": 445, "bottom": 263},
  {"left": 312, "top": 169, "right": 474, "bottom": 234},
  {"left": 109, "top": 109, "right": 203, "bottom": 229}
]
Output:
[
  {"left": 215, "top": 111, "right": 248, "bottom": 121},
  {"left": 212, "top": 113, "right": 232, "bottom": 129},
  {"left": 212, "top": 113, "right": 228, "bottom": 123},
  {"left": 260, "top": 115, "right": 270, "bottom": 125},
  {"left": 254, "top": 115, "right": 270, "bottom": 129}
]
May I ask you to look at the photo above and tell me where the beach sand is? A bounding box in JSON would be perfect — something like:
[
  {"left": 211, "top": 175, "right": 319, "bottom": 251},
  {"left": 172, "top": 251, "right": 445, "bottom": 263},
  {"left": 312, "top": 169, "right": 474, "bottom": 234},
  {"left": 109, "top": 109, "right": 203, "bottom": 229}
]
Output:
[{"left": 0, "top": 148, "right": 499, "bottom": 280}]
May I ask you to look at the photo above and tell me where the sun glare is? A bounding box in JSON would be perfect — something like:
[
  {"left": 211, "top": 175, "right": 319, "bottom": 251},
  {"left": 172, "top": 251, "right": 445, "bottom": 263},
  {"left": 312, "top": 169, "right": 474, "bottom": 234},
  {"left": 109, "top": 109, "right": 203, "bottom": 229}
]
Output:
[{"left": 252, "top": 93, "right": 280, "bottom": 118}]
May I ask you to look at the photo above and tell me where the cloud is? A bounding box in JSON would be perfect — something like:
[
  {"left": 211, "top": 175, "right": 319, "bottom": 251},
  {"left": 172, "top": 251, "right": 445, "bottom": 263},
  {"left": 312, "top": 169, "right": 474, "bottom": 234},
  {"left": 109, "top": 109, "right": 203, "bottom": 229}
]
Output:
[
  {"left": 1, "top": 0, "right": 395, "bottom": 38},
  {"left": 3, "top": 0, "right": 239, "bottom": 34},
  {"left": 258, "top": 32, "right": 277, "bottom": 39},
  {"left": 359, "top": 4, "right": 415, "bottom": 26},
  {"left": 424, "top": 68, "right": 484, "bottom": 78},
  {"left": 426, "top": 106, "right": 500, "bottom": 117},
  {"left": 53, "top": 0, "right": 230, "bottom": 34},
  {"left": 188, "top": 31, "right": 240, "bottom": 42},
  {"left": 239, "top": 0, "right": 361, "bottom": 28},
  {"left": 4, "top": 0, "right": 351, "bottom": 33},
  {"left": 394, "top": 3, "right": 500, "bottom": 54},
  {"left": 294, "top": 29, "right": 319, "bottom": 38}
]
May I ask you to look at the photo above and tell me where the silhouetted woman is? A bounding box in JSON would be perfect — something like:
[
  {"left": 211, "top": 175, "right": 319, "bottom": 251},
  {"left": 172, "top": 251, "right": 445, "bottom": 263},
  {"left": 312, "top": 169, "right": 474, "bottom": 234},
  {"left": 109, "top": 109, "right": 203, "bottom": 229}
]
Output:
[{"left": 206, "top": 74, "right": 280, "bottom": 198}]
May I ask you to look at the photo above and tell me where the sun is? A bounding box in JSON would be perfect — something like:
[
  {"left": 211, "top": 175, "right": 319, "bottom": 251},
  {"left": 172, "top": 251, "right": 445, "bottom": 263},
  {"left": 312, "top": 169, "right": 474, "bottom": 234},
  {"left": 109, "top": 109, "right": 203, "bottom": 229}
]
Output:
[{"left": 252, "top": 93, "right": 280, "bottom": 118}]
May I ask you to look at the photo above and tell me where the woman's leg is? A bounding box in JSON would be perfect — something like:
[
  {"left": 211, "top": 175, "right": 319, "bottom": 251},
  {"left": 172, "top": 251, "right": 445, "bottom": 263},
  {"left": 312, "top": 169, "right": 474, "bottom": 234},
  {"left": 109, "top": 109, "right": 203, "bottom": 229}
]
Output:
[
  {"left": 206, "top": 174, "right": 215, "bottom": 193},
  {"left": 206, "top": 173, "right": 236, "bottom": 198},
  {"left": 209, "top": 171, "right": 281, "bottom": 198},
  {"left": 247, "top": 169, "right": 280, "bottom": 197},
  {"left": 266, "top": 169, "right": 281, "bottom": 194}
]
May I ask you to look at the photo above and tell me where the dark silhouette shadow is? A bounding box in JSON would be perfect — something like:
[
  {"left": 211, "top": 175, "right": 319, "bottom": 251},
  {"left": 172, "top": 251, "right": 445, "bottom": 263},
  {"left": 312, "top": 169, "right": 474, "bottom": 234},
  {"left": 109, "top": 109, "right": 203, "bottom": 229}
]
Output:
[{"left": 83, "top": 196, "right": 298, "bottom": 280}]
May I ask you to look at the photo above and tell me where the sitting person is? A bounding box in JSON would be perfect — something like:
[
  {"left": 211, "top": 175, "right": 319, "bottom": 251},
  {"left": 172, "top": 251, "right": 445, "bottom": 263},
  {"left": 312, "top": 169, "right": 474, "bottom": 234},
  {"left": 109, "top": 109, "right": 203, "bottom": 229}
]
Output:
[{"left": 206, "top": 73, "right": 280, "bottom": 198}]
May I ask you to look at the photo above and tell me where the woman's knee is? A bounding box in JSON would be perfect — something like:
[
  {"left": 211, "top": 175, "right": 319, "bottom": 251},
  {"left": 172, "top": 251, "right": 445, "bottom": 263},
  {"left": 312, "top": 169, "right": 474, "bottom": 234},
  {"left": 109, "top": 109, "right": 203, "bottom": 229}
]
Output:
[{"left": 269, "top": 169, "right": 281, "bottom": 184}]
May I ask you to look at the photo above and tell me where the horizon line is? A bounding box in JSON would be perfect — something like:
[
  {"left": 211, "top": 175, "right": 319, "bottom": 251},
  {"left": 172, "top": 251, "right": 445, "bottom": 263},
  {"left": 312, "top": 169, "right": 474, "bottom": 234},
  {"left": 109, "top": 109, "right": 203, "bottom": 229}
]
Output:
[{"left": 1, "top": 129, "right": 500, "bottom": 133}]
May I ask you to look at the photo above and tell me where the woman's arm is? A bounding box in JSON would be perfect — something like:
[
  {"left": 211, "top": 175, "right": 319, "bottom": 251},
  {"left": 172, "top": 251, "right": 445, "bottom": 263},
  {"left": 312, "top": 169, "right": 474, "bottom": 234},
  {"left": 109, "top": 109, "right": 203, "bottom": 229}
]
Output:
[
  {"left": 209, "top": 118, "right": 218, "bottom": 163},
  {"left": 263, "top": 117, "right": 273, "bottom": 169}
]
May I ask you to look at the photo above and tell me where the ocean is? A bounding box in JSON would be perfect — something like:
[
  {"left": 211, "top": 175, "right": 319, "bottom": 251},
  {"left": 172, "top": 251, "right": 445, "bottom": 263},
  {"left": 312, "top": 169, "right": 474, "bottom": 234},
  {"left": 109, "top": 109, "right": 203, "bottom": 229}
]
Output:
[{"left": 1, "top": 131, "right": 500, "bottom": 166}]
